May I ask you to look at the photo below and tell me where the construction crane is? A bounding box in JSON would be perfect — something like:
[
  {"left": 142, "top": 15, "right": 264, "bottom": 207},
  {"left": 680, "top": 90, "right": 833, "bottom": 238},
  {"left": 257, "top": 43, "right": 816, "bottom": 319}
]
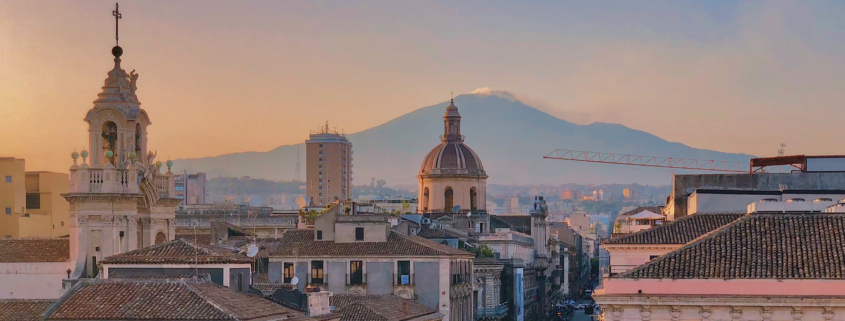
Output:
[{"left": 543, "top": 149, "right": 750, "bottom": 173}]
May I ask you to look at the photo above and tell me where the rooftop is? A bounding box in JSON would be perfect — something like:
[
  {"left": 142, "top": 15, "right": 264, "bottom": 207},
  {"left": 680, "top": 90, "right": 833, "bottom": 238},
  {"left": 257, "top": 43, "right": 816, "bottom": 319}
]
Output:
[
  {"left": 271, "top": 229, "right": 472, "bottom": 257},
  {"left": 0, "top": 238, "right": 69, "bottom": 263},
  {"left": 100, "top": 238, "right": 252, "bottom": 265},
  {"left": 604, "top": 213, "right": 743, "bottom": 245},
  {"left": 43, "top": 279, "right": 304, "bottom": 321},
  {"left": 0, "top": 299, "right": 54, "bottom": 321},
  {"left": 620, "top": 213, "right": 845, "bottom": 279},
  {"left": 330, "top": 294, "right": 441, "bottom": 321}
]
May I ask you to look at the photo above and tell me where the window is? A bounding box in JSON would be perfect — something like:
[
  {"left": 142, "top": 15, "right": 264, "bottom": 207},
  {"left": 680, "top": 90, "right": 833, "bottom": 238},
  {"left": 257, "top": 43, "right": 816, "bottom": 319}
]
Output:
[
  {"left": 319, "top": 151, "right": 322, "bottom": 155},
  {"left": 26, "top": 194, "right": 40, "bottom": 209},
  {"left": 319, "top": 186, "right": 323, "bottom": 190},
  {"left": 649, "top": 255, "right": 660, "bottom": 260},
  {"left": 355, "top": 227, "right": 364, "bottom": 241},
  {"left": 61, "top": 221, "right": 64, "bottom": 227},
  {"left": 319, "top": 158, "right": 322, "bottom": 161},
  {"left": 4, "top": 176, "right": 11, "bottom": 183},
  {"left": 311, "top": 261, "right": 324, "bottom": 284},
  {"left": 397, "top": 260, "right": 411, "bottom": 285},
  {"left": 283, "top": 262, "right": 295, "bottom": 283},
  {"left": 316, "top": 230, "right": 323, "bottom": 240},
  {"left": 349, "top": 261, "right": 363, "bottom": 285},
  {"left": 175, "top": 186, "right": 184, "bottom": 191},
  {"left": 4, "top": 207, "right": 10, "bottom": 215},
  {"left": 319, "top": 144, "right": 323, "bottom": 148}
]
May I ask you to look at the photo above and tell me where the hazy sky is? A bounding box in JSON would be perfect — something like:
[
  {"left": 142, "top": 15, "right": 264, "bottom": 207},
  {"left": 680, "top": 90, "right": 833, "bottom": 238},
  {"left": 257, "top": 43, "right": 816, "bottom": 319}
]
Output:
[{"left": 2, "top": 1, "right": 845, "bottom": 173}]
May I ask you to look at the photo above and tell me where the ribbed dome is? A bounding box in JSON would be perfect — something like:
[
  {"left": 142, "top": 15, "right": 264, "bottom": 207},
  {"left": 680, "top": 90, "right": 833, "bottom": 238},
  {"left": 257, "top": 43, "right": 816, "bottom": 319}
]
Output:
[{"left": 419, "top": 142, "right": 486, "bottom": 176}]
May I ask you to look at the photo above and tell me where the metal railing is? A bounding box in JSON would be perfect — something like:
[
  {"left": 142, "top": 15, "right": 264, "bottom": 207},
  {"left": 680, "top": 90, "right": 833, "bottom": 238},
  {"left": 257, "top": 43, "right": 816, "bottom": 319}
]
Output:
[
  {"left": 346, "top": 273, "right": 367, "bottom": 286},
  {"left": 608, "top": 265, "right": 639, "bottom": 276},
  {"left": 307, "top": 273, "right": 329, "bottom": 285}
]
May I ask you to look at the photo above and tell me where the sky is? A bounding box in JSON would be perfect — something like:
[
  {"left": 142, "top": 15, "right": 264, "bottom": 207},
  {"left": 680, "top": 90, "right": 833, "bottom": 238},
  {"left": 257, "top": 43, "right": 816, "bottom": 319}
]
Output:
[{"left": 2, "top": 1, "right": 845, "bottom": 173}]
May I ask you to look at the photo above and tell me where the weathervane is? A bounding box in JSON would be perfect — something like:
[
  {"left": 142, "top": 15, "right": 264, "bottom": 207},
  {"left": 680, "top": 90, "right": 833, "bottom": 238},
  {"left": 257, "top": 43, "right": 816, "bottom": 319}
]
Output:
[{"left": 112, "top": 3, "right": 122, "bottom": 46}]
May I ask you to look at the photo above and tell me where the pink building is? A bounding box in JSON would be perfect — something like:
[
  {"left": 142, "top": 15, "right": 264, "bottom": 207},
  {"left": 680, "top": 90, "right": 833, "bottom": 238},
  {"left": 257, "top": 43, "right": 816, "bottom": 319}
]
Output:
[{"left": 597, "top": 210, "right": 845, "bottom": 321}]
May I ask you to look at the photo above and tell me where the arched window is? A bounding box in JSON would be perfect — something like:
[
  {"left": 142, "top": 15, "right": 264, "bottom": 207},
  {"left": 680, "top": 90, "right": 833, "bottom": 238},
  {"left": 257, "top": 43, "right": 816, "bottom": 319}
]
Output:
[
  {"left": 423, "top": 187, "right": 430, "bottom": 212},
  {"left": 102, "top": 121, "right": 118, "bottom": 165},
  {"left": 470, "top": 187, "right": 478, "bottom": 211},
  {"left": 135, "top": 123, "right": 142, "bottom": 152},
  {"left": 155, "top": 232, "right": 167, "bottom": 245},
  {"left": 444, "top": 187, "right": 454, "bottom": 212}
]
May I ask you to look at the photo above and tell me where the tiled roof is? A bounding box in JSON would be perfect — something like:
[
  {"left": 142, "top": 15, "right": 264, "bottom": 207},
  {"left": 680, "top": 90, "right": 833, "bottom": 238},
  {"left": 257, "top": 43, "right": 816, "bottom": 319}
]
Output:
[
  {"left": 100, "top": 238, "right": 253, "bottom": 265},
  {"left": 252, "top": 283, "right": 294, "bottom": 292},
  {"left": 44, "top": 279, "right": 300, "bottom": 321},
  {"left": 417, "top": 226, "right": 459, "bottom": 239},
  {"left": 330, "top": 295, "right": 439, "bottom": 321},
  {"left": 0, "top": 238, "right": 69, "bottom": 263},
  {"left": 621, "top": 213, "right": 845, "bottom": 279},
  {"left": 617, "top": 207, "right": 663, "bottom": 220},
  {"left": 0, "top": 299, "right": 54, "bottom": 321},
  {"left": 604, "top": 213, "right": 743, "bottom": 245},
  {"left": 271, "top": 230, "right": 472, "bottom": 257},
  {"left": 176, "top": 233, "right": 212, "bottom": 245}
]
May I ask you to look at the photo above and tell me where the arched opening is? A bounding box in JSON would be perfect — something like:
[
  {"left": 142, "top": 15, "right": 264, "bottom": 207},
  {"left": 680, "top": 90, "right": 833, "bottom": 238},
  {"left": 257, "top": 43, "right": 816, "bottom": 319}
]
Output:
[
  {"left": 444, "top": 187, "right": 454, "bottom": 212},
  {"left": 134, "top": 123, "right": 142, "bottom": 152},
  {"left": 101, "top": 121, "right": 118, "bottom": 165},
  {"left": 470, "top": 187, "right": 477, "bottom": 211},
  {"left": 154, "top": 232, "right": 167, "bottom": 245},
  {"left": 423, "top": 187, "right": 430, "bottom": 212}
]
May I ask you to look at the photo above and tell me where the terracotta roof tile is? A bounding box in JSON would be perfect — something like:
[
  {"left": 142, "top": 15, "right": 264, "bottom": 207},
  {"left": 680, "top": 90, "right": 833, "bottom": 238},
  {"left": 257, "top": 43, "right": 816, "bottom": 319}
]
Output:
[
  {"left": 0, "top": 299, "right": 54, "bottom": 321},
  {"left": 330, "top": 295, "right": 439, "bottom": 321},
  {"left": 0, "top": 238, "right": 69, "bottom": 262},
  {"left": 100, "top": 238, "right": 253, "bottom": 265},
  {"left": 621, "top": 213, "right": 845, "bottom": 279},
  {"left": 271, "top": 230, "right": 472, "bottom": 257},
  {"left": 417, "top": 226, "right": 459, "bottom": 239},
  {"left": 44, "top": 279, "right": 298, "bottom": 320},
  {"left": 604, "top": 213, "right": 743, "bottom": 245}
]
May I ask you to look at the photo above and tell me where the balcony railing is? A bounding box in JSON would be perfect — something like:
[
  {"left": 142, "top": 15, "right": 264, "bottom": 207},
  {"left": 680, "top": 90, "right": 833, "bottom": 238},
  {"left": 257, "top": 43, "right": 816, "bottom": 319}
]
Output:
[
  {"left": 346, "top": 273, "right": 367, "bottom": 286},
  {"left": 307, "top": 273, "right": 329, "bottom": 286},
  {"left": 608, "top": 265, "right": 639, "bottom": 276},
  {"left": 475, "top": 302, "right": 509, "bottom": 318},
  {"left": 393, "top": 273, "right": 414, "bottom": 286}
]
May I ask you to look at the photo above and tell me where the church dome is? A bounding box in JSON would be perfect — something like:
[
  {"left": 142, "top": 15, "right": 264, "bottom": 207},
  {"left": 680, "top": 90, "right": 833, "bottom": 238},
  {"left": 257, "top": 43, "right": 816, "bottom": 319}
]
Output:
[
  {"left": 420, "top": 142, "right": 485, "bottom": 176},
  {"left": 418, "top": 99, "right": 487, "bottom": 177}
]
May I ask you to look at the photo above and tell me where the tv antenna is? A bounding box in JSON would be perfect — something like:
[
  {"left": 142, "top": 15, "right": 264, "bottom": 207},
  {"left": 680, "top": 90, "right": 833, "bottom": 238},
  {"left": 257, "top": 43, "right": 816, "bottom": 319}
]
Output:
[{"left": 778, "top": 143, "right": 786, "bottom": 157}]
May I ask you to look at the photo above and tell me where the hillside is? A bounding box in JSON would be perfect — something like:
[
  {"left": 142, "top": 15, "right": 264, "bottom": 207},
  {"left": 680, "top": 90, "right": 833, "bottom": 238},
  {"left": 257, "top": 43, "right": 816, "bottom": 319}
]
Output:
[{"left": 173, "top": 92, "right": 754, "bottom": 185}]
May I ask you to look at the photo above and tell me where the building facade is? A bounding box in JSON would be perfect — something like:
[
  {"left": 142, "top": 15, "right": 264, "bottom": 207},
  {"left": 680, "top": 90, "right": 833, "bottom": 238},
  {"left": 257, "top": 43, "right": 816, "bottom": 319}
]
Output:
[
  {"left": 174, "top": 172, "right": 207, "bottom": 205},
  {"left": 268, "top": 205, "right": 475, "bottom": 321},
  {"left": 418, "top": 99, "right": 487, "bottom": 214},
  {"left": 306, "top": 123, "right": 353, "bottom": 206},
  {"left": 0, "top": 158, "right": 70, "bottom": 239}
]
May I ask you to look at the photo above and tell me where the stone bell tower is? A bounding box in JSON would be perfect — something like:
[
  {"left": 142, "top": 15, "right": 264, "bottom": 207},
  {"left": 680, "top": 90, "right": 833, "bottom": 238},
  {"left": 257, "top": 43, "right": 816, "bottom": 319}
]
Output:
[{"left": 63, "top": 8, "right": 180, "bottom": 279}]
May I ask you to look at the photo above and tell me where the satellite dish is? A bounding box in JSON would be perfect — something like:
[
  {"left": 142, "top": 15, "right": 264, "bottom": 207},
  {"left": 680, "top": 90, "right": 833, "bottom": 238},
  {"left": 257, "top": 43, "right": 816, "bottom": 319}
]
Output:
[
  {"left": 453, "top": 205, "right": 461, "bottom": 213},
  {"left": 296, "top": 196, "right": 308, "bottom": 208},
  {"left": 290, "top": 276, "right": 299, "bottom": 286},
  {"left": 246, "top": 244, "right": 259, "bottom": 258}
]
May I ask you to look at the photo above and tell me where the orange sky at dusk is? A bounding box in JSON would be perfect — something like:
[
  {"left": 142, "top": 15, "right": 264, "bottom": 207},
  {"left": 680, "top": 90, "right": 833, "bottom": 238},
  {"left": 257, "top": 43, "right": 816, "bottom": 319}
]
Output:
[{"left": 2, "top": 1, "right": 845, "bottom": 173}]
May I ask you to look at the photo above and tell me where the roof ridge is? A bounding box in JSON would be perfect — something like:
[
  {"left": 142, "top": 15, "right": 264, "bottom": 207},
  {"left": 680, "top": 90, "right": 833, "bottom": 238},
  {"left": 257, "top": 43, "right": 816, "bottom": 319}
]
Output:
[
  {"left": 398, "top": 231, "right": 473, "bottom": 257},
  {"left": 605, "top": 212, "right": 743, "bottom": 244},
  {"left": 619, "top": 213, "right": 753, "bottom": 278}
]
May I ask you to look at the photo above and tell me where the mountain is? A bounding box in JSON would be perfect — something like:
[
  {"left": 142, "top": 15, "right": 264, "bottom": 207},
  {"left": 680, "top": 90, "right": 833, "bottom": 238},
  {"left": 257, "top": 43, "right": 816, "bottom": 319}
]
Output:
[{"left": 172, "top": 92, "right": 755, "bottom": 186}]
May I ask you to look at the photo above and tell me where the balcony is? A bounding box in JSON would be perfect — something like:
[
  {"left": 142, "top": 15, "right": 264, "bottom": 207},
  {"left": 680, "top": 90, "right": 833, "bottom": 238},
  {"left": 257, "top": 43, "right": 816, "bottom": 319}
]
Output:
[
  {"left": 608, "top": 265, "right": 639, "bottom": 277},
  {"left": 475, "top": 302, "right": 509, "bottom": 319},
  {"left": 345, "top": 273, "right": 367, "bottom": 295},
  {"left": 392, "top": 273, "right": 414, "bottom": 299},
  {"left": 306, "top": 273, "right": 329, "bottom": 292}
]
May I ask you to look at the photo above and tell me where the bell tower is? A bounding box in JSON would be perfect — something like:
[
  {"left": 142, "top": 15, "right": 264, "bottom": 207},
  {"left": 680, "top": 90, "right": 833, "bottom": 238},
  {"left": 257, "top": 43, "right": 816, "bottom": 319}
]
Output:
[{"left": 63, "top": 4, "right": 181, "bottom": 279}]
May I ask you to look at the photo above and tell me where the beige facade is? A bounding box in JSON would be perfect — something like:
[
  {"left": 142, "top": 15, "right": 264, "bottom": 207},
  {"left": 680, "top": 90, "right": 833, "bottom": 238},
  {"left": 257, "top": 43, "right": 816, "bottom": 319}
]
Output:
[
  {"left": 306, "top": 123, "right": 353, "bottom": 206},
  {"left": 0, "top": 158, "right": 69, "bottom": 238},
  {"left": 418, "top": 100, "right": 487, "bottom": 214}
]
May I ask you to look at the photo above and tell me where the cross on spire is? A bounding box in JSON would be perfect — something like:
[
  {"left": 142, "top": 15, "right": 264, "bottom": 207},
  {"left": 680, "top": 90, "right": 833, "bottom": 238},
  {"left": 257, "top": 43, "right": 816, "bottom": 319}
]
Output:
[{"left": 112, "top": 3, "right": 122, "bottom": 46}]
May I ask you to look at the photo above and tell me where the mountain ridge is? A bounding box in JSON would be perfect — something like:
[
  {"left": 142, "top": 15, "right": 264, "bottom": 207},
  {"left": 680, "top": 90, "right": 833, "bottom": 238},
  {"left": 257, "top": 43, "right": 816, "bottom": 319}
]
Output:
[{"left": 173, "top": 92, "right": 755, "bottom": 185}]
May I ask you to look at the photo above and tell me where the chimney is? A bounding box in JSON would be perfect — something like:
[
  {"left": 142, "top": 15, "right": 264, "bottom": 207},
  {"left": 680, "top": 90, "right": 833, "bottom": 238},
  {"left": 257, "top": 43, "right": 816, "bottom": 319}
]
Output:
[{"left": 306, "top": 291, "right": 333, "bottom": 317}]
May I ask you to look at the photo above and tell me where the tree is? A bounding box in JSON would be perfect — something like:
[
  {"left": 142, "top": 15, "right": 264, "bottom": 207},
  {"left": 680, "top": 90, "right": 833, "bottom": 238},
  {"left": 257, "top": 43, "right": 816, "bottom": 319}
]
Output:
[{"left": 302, "top": 210, "right": 321, "bottom": 225}]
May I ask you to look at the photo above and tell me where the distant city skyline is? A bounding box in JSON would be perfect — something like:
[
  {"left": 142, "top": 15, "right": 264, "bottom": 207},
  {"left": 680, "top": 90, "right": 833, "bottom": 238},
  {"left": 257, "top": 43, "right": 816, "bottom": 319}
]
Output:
[{"left": 3, "top": 1, "right": 845, "bottom": 173}]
